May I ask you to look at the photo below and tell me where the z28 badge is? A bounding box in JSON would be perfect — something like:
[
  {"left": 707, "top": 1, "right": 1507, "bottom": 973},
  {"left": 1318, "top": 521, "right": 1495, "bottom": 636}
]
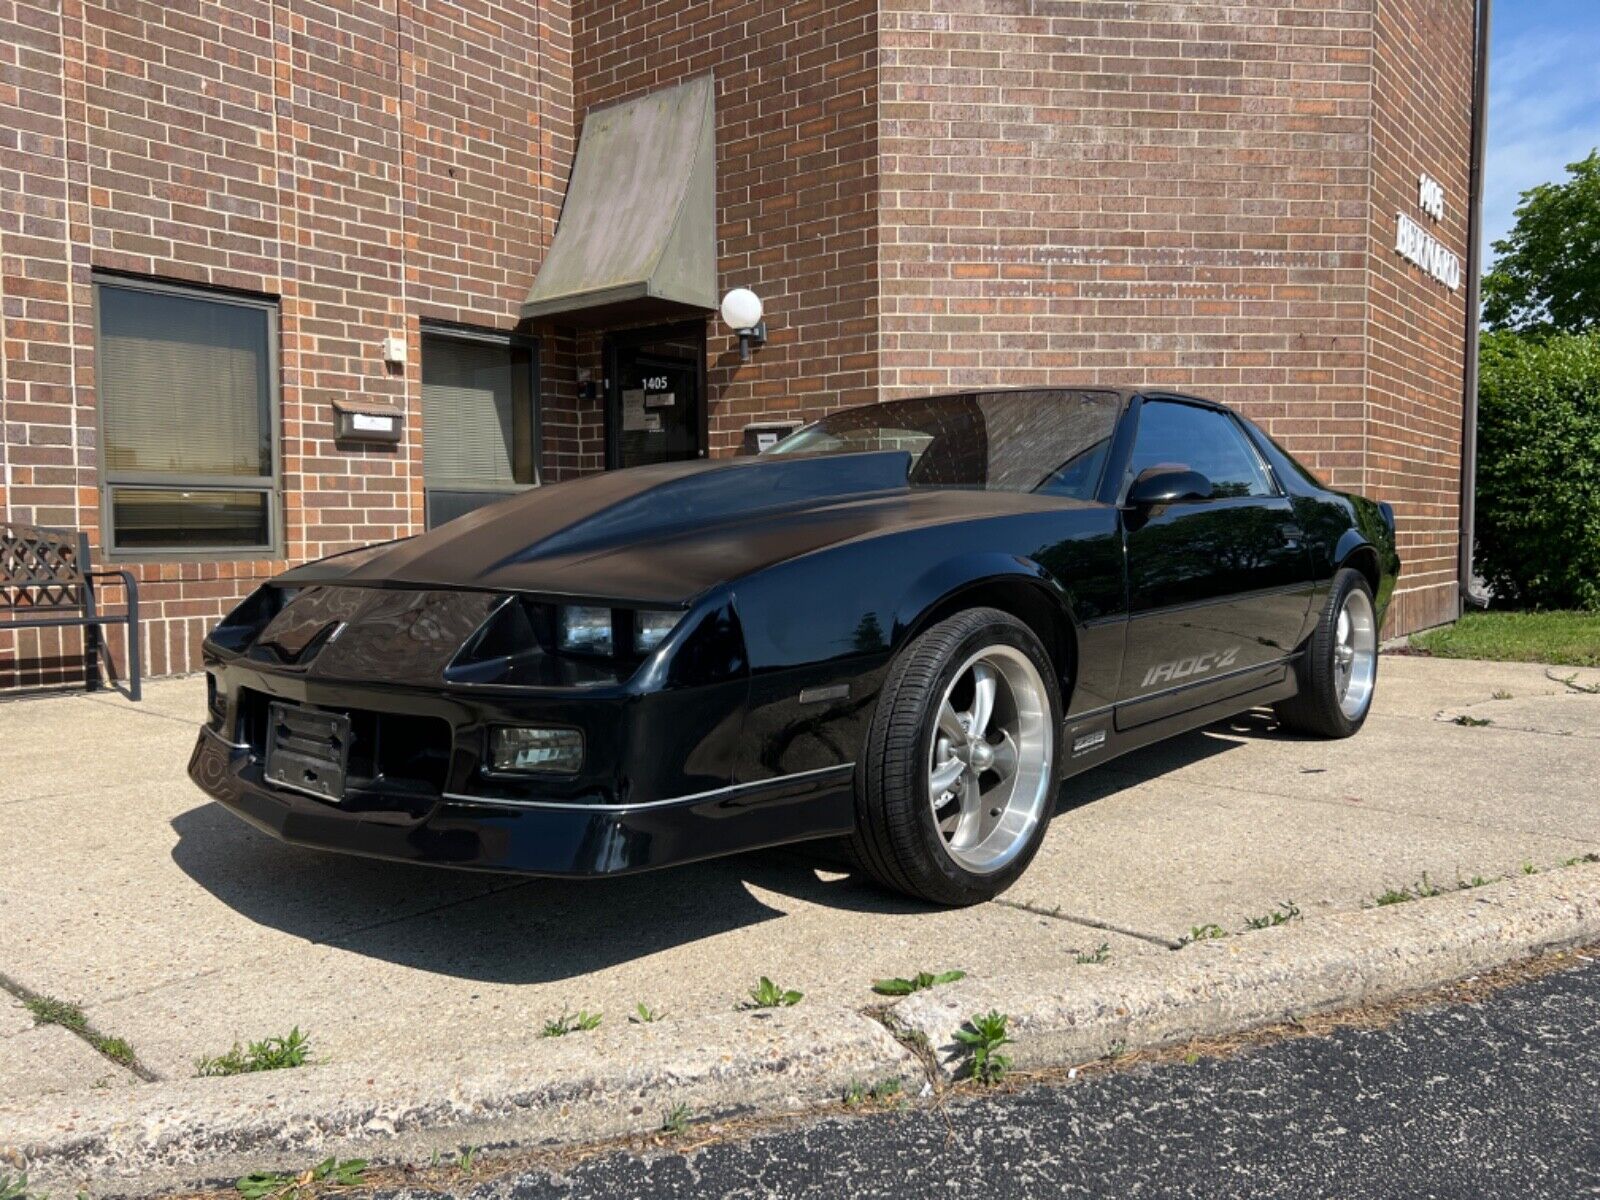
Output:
[{"left": 1142, "top": 646, "right": 1241, "bottom": 689}]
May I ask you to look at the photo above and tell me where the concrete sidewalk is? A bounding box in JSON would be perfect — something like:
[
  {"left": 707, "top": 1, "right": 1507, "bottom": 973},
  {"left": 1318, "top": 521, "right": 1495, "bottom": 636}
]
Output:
[{"left": 2, "top": 654, "right": 1598, "bottom": 1187}]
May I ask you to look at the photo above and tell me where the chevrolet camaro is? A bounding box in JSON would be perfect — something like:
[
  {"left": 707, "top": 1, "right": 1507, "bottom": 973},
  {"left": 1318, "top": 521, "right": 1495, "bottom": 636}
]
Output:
[{"left": 189, "top": 388, "right": 1398, "bottom": 905}]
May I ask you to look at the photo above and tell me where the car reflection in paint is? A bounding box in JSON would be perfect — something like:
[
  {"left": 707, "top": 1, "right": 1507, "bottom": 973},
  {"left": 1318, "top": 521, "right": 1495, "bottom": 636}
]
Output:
[{"left": 190, "top": 388, "right": 1398, "bottom": 906}]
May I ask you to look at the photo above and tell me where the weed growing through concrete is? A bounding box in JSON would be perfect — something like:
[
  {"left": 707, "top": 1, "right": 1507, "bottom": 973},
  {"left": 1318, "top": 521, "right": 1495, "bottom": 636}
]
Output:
[
  {"left": 1177, "top": 923, "right": 1228, "bottom": 946},
  {"left": 955, "top": 1011, "right": 1014, "bottom": 1085},
  {"left": 746, "top": 977, "right": 803, "bottom": 1008},
  {"left": 0, "top": 1172, "right": 39, "bottom": 1200},
  {"left": 457, "top": 1145, "right": 480, "bottom": 1175},
  {"left": 1550, "top": 670, "right": 1600, "bottom": 695},
  {"left": 1075, "top": 942, "right": 1111, "bottom": 965},
  {"left": 842, "top": 1077, "right": 904, "bottom": 1107},
  {"left": 236, "top": 1155, "right": 366, "bottom": 1199},
  {"left": 1523, "top": 863, "right": 1540, "bottom": 875},
  {"left": 1242, "top": 900, "right": 1301, "bottom": 930},
  {"left": 1453, "top": 714, "right": 1492, "bottom": 727},
  {"left": 1374, "top": 887, "right": 1415, "bottom": 906},
  {"left": 871, "top": 969, "right": 965, "bottom": 996},
  {"left": 661, "top": 1103, "right": 692, "bottom": 1135},
  {"left": 1491, "top": 688, "right": 1513, "bottom": 700},
  {"left": 1458, "top": 875, "right": 1492, "bottom": 890},
  {"left": 25, "top": 994, "right": 139, "bottom": 1071},
  {"left": 196, "top": 1027, "right": 309, "bottom": 1076},
  {"left": 541, "top": 1009, "right": 602, "bottom": 1037},
  {"left": 630, "top": 1002, "right": 665, "bottom": 1023},
  {"left": 1563, "top": 854, "right": 1600, "bottom": 867}
]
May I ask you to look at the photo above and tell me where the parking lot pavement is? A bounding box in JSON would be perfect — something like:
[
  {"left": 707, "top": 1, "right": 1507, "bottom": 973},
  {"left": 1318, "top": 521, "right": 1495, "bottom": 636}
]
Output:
[{"left": 0, "top": 654, "right": 1596, "bottom": 1098}]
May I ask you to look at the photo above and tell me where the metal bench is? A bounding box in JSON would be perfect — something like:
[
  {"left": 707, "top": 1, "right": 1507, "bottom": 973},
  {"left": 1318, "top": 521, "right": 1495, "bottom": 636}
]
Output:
[{"left": 0, "top": 522, "right": 141, "bottom": 701}]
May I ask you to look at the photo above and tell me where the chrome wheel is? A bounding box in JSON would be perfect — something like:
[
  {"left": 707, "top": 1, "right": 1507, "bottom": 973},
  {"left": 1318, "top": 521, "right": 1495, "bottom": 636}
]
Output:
[
  {"left": 927, "top": 645, "right": 1053, "bottom": 874},
  {"left": 1334, "top": 587, "right": 1377, "bottom": 720}
]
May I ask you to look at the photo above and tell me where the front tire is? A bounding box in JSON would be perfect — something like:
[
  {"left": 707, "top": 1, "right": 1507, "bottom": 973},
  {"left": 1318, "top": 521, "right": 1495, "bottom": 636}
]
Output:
[
  {"left": 1274, "top": 567, "right": 1379, "bottom": 738},
  {"left": 850, "top": 608, "right": 1062, "bottom": 906}
]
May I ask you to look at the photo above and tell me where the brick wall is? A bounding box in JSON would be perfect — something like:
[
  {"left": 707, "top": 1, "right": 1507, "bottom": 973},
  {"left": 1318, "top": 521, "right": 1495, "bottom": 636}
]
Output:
[
  {"left": 566, "top": 0, "right": 880, "bottom": 458},
  {"left": 0, "top": 0, "right": 571, "bottom": 688},
  {"left": 1366, "top": 0, "right": 1473, "bottom": 634},
  {"left": 875, "top": 0, "right": 1469, "bottom": 636}
]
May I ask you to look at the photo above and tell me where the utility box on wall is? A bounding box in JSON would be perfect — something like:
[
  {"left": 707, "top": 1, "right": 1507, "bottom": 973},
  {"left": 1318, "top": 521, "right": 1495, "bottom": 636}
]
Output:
[
  {"left": 742, "top": 421, "right": 800, "bottom": 455},
  {"left": 333, "top": 399, "right": 404, "bottom": 445}
]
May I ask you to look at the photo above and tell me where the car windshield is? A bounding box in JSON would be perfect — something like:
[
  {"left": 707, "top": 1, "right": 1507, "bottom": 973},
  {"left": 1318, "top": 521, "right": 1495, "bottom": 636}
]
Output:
[{"left": 764, "top": 390, "right": 1123, "bottom": 499}]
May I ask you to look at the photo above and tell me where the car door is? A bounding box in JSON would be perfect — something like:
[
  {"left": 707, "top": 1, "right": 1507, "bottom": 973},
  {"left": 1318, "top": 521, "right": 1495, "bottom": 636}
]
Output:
[{"left": 1115, "top": 397, "right": 1313, "bottom": 729}]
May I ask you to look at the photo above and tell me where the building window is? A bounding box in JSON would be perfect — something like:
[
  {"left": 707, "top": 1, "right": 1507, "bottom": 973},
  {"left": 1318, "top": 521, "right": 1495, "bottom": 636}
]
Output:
[
  {"left": 95, "top": 277, "right": 279, "bottom": 555},
  {"left": 421, "top": 327, "right": 539, "bottom": 528}
]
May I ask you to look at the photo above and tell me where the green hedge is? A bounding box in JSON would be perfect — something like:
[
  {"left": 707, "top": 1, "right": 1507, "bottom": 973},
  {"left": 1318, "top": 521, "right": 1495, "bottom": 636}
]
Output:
[{"left": 1476, "top": 330, "right": 1600, "bottom": 610}]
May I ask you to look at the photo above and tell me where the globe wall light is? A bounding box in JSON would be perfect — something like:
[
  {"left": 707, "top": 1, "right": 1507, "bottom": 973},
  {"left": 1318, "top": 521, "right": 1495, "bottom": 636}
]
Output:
[{"left": 720, "top": 288, "right": 767, "bottom": 361}]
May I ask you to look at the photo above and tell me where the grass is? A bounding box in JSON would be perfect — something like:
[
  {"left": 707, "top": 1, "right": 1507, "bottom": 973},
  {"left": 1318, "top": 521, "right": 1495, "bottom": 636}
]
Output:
[
  {"left": 954, "top": 1010, "right": 1014, "bottom": 1085},
  {"left": 1410, "top": 610, "right": 1600, "bottom": 668},
  {"left": 1177, "top": 923, "right": 1227, "bottom": 946},
  {"left": 842, "top": 1076, "right": 904, "bottom": 1106},
  {"left": 24, "top": 994, "right": 138, "bottom": 1070},
  {"left": 1074, "top": 942, "right": 1111, "bottom": 965},
  {"left": 541, "top": 1009, "right": 602, "bottom": 1037},
  {"left": 196, "top": 1028, "right": 309, "bottom": 1077},
  {"left": 236, "top": 1156, "right": 366, "bottom": 1199},
  {"left": 661, "top": 1103, "right": 692, "bottom": 1135},
  {"left": 745, "top": 976, "right": 803, "bottom": 1009},
  {"left": 871, "top": 969, "right": 965, "bottom": 996},
  {"left": 1241, "top": 900, "right": 1301, "bottom": 931}
]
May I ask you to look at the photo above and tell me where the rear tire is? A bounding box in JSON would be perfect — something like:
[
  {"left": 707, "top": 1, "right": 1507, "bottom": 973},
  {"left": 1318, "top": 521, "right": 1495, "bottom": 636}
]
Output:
[
  {"left": 1274, "top": 568, "right": 1378, "bottom": 738},
  {"left": 850, "top": 608, "right": 1062, "bottom": 906}
]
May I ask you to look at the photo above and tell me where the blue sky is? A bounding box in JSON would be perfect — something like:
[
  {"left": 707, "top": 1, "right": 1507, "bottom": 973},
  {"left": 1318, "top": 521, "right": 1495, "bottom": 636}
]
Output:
[{"left": 1484, "top": 0, "right": 1600, "bottom": 257}]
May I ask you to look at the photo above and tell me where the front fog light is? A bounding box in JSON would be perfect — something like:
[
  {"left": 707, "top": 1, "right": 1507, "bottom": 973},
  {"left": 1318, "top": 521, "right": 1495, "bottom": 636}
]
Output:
[
  {"left": 559, "top": 606, "right": 614, "bottom": 655},
  {"left": 490, "top": 726, "right": 585, "bottom": 774},
  {"left": 633, "top": 609, "right": 681, "bottom": 653}
]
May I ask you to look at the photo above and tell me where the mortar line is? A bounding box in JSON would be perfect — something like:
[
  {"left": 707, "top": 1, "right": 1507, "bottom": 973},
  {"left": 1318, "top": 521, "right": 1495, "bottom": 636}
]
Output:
[
  {"left": 993, "top": 898, "right": 1182, "bottom": 950},
  {"left": 0, "top": 968, "right": 157, "bottom": 1082}
]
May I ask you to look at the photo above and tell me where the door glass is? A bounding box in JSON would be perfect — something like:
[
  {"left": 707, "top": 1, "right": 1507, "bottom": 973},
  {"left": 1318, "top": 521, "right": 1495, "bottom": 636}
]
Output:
[
  {"left": 1128, "top": 402, "right": 1273, "bottom": 499},
  {"left": 614, "top": 334, "right": 701, "bottom": 468}
]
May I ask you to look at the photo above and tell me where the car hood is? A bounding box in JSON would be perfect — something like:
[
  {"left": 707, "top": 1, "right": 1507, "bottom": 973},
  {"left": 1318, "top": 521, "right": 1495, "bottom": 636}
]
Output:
[{"left": 279, "top": 451, "right": 1097, "bottom": 606}]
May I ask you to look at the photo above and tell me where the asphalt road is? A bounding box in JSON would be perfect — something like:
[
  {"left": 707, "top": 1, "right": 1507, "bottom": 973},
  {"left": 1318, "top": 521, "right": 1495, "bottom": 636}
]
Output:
[{"left": 377, "top": 954, "right": 1600, "bottom": 1199}]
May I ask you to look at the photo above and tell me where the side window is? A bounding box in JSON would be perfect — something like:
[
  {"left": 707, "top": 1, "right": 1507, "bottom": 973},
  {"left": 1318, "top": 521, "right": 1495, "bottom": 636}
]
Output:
[{"left": 1127, "top": 402, "right": 1274, "bottom": 499}]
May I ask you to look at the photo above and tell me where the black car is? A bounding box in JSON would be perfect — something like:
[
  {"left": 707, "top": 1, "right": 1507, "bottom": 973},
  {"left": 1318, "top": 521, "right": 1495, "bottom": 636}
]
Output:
[{"left": 190, "top": 388, "right": 1398, "bottom": 905}]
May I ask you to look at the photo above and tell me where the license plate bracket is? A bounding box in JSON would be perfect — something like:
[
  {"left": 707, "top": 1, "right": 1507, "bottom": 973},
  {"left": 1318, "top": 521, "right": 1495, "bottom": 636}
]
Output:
[{"left": 265, "top": 702, "right": 351, "bottom": 802}]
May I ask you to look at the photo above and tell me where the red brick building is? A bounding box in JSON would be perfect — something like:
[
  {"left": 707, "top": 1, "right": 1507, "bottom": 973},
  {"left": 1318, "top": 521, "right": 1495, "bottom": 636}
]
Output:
[{"left": 0, "top": 0, "right": 1482, "bottom": 688}]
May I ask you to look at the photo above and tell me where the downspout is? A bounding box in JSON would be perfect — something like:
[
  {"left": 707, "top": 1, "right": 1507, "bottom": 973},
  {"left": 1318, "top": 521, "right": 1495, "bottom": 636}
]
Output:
[{"left": 1458, "top": 0, "right": 1492, "bottom": 611}]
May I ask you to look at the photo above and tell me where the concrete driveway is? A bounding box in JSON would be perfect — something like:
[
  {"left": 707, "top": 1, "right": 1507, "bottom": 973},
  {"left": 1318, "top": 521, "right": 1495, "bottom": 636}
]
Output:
[{"left": 3, "top": 654, "right": 1598, "bottom": 1103}]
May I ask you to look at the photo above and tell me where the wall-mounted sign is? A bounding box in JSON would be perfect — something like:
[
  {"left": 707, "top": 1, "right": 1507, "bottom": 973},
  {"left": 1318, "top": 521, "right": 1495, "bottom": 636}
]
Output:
[
  {"left": 1395, "top": 172, "right": 1460, "bottom": 291},
  {"left": 332, "top": 399, "right": 404, "bottom": 444}
]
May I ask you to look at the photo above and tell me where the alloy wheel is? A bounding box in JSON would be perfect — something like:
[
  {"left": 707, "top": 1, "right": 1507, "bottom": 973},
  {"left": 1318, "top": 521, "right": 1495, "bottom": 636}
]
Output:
[
  {"left": 927, "top": 645, "right": 1053, "bottom": 874},
  {"left": 1334, "top": 587, "right": 1378, "bottom": 720}
]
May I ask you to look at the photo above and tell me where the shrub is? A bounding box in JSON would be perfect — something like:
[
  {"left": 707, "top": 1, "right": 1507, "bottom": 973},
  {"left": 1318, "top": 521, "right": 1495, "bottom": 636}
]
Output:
[{"left": 1475, "top": 331, "right": 1600, "bottom": 610}]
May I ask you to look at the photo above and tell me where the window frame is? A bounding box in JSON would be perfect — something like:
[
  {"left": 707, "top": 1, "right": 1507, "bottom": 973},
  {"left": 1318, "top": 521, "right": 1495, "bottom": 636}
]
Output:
[
  {"left": 93, "top": 272, "right": 283, "bottom": 561},
  {"left": 1118, "top": 394, "right": 1282, "bottom": 504},
  {"left": 419, "top": 320, "right": 542, "bottom": 531}
]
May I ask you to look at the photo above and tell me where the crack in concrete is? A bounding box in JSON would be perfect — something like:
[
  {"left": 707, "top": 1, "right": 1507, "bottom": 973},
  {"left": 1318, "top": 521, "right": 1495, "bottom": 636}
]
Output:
[
  {"left": 0, "top": 968, "right": 157, "bottom": 1083},
  {"left": 993, "top": 898, "right": 1182, "bottom": 950}
]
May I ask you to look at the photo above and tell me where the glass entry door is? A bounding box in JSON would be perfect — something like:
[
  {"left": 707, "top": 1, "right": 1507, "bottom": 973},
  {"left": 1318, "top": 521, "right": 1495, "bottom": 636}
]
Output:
[{"left": 605, "top": 322, "right": 706, "bottom": 468}]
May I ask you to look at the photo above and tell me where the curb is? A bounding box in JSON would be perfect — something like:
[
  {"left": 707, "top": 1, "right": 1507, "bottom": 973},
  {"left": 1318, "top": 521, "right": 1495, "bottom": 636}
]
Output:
[
  {"left": 893, "top": 862, "right": 1600, "bottom": 1078},
  {"left": 9, "top": 864, "right": 1600, "bottom": 1195},
  {"left": 3, "top": 1007, "right": 915, "bottom": 1195}
]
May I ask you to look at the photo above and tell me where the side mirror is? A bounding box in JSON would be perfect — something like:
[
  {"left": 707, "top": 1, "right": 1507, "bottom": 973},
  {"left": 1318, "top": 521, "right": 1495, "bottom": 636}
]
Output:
[{"left": 1126, "top": 465, "right": 1213, "bottom": 507}]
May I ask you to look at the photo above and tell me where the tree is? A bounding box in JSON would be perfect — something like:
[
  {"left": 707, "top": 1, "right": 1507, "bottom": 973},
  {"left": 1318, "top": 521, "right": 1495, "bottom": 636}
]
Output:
[{"left": 1482, "top": 150, "right": 1600, "bottom": 335}]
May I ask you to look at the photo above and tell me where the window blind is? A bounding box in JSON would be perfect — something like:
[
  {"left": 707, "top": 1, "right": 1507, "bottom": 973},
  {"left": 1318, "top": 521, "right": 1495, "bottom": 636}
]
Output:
[
  {"left": 422, "top": 336, "right": 518, "bottom": 490},
  {"left": 99, "top": 286, "right": 271, "bottom": 479}
]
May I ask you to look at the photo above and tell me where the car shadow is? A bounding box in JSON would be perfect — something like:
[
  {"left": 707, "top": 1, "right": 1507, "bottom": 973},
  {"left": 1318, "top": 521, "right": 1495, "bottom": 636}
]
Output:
[
  {"left": 168, "top": 709, "right": 1300, "bottom": 985},
  {"left": 169, "top": 804, "right": 936, "bottom": 986}
]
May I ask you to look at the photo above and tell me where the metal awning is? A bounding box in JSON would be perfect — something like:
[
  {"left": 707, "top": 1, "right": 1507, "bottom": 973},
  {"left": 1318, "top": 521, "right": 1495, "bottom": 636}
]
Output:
[{"left": 521, "top": 74, "right": 717, "bottom": 326}]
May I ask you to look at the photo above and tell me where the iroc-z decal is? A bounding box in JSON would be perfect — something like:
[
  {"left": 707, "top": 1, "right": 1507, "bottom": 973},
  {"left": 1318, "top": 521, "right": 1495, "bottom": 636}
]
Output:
[{"left": 1141, "top": 646, "right": 1241, "bottom": 690}]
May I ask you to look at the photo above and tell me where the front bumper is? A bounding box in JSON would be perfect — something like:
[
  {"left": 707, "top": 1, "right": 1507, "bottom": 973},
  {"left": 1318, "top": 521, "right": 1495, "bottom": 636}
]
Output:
[{"left": 188, "top": 725, "right": 854, "bottom": 877}]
